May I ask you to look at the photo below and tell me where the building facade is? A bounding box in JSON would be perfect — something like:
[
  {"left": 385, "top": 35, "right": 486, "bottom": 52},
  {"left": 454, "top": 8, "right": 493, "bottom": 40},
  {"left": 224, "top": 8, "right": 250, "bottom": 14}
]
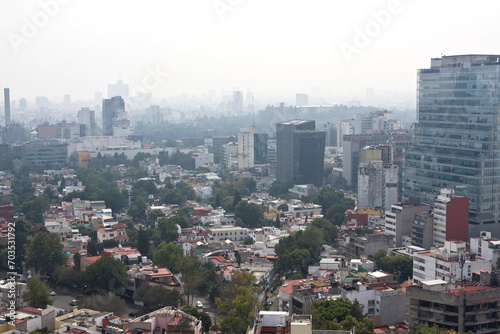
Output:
[
  {"left": 276, "top": 120, "right": 325, "bottom": 186},
  {"left": 433, "top": 188, "right": 469, "bottom": 247},
  {"left": 357, "top": 161, "right": 398, "bottom": 211},
  {"left": 102, "top": 96, "right": 125, "bottom": 136},
  {"left": 403, "top": 55, "right": 500, "bottom": 237}
]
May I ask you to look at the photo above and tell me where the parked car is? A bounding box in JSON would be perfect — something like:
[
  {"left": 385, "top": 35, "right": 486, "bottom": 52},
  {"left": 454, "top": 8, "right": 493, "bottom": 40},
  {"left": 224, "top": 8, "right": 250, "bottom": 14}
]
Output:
[
  {"left": 69, "top": 300, "right": 77, "bottom": 306},
  {"left": 50, "top": 291, "right": 56, "bottom": 296},
  {"left": 75, "top": 294, "right": 84, "bottom": 299},
  {"left": 196, "top": 301, "right": 203, "bottom": 309}
]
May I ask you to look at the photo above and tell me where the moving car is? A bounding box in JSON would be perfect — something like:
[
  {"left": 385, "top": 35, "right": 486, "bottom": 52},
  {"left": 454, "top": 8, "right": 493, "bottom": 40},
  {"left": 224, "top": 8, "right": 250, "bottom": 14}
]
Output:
[
  {"left": 196, "top": 301, "right": 203, "bottom": 309},
  {"left": 69, "top": 300, "right": 77, "bottom": 306}
]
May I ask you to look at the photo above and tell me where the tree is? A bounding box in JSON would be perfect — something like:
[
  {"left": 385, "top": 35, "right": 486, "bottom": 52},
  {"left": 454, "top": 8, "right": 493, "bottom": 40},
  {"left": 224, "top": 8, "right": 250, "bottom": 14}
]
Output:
[
  {"left": 182, "top": 305, "right": 212, "bottom": 333},
  {"left": 80, "top": 257, "right": 128, "bottom": 293},
  {"left": 312, "top": 298, "right": 374, "bottom": 333},
  {"left": 275, "top": 226, "right": 324, "bottom": 275},
  {"left": 22, "top": 195, "right": 50, "bottom": 223},
  {"left": 177, "top": 256, "right": 202, "bottom": 305},
  {"left": 22, "top": 277, "right": 52, "bottom": 308},
  {"left": 216, "top": 272, "right": 260, "bottom": 334},
  {"left": 157, "top": 217, "right": 180, "bottom": 243},
  {"left": 53, "top": 265, "right": 79, "bottom": 285},
  {"left": 134, "top": 284, "right": 180, "bottom": 309},
  {"left": 377, "top": 254, "right": 413, "bottom": 283},
  {"left": 78, "top": 295, "right": 128, "bottom": 315},
  {"left": 234, "top": 201, "right": 264, "bottom": 228},
  {"left": 311, "top": 218, "right": 339, "bottom": 245},
  {"left": 152, "top": 242, "right": 184, "bottom": 273},
  {"left": 73, "top": 252, "right": 82, "bottom": 271},
  {"left": 137, "top": 228, "right": 150, "bottom": 256},
  {"left": 373, "top": 249, "right": 387, "bottom": 268},
  {"left": 26, "top": 231, "right": 66, "bottom": 276}
]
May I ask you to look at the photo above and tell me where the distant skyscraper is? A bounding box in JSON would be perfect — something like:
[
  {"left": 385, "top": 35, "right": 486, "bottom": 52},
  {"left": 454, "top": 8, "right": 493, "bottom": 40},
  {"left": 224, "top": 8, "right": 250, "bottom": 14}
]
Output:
[
  {"left": 403, "top": 55, "right": 500, "bottom": 237},
  {"left": 78, "top": 108, "right": 96, "bottom": 136},
  {"left": 4, "top": 88, "right": 10, "bottom": 126},
  {"left": 232, "top": 91, "right": 243, "bottom": 114},
  {"left": 276, "top": 120, "right": 325, "bottom": 186},
  {"left": 296, "top": 93, "right": 309, "bottom": 106},
  {"left": 35, "top": 96, "right": 49, "bottom": 109},
  {"left": 102, "top": 96, "right": 125, "bottom": 136},
  {"left": 108, "top": 79, "right": 129, "bottom": 99},
  {"left": 19, "top": 98, "right": 27, "bottom": 110}
]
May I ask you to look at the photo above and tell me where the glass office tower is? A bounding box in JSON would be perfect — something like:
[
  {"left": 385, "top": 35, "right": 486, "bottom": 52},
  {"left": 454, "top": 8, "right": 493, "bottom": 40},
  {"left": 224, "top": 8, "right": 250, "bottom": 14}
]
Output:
[
  {"left": 403, "top": 55, "right": 500, "bottom": 237},
  {"left": 276, "top": 120, "right": 326, "bottom": 186}
]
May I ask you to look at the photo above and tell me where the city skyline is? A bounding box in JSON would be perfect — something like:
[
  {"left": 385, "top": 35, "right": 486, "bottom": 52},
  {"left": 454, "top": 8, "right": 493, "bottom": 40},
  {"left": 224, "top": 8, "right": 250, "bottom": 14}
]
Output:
[{"left": 1, "top": 0, "right": 499, "bottom": 103}]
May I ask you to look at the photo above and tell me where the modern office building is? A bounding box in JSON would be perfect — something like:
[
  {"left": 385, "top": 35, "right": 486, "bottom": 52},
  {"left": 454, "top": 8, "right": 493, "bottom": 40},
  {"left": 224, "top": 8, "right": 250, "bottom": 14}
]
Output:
[
  {"left": 4, "top": 88, "right": 10, "bottom": 126},
  {"left": 78, "top": 107, "right": 96, "bottom": 136},
  {"left": 276, "top": 120, "right": 325, "bottom": 186},
  {"left": 102, "top": 96, "right": 125, "bottom": 136},
  {"left": 23, "top": 139, "right": 68, "bottom": 168},
  {"left": 403, "top": 55, "right": 500, "bottom": 237}
]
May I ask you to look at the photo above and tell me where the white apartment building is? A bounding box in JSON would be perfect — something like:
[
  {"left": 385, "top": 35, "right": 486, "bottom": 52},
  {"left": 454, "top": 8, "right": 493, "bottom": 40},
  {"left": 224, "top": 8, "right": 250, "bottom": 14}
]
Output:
[
  {"left": 237, "top": 126, "right": 257, "bottom": 170},
  {"left": 413, "top": 241, "right": 491, "bottom": 285},
  {"left": 207, "top": 226, "right": 249, "bottom": 242},
  {"left": 470, "top": 231, "right": 500, "bottom": 267}
]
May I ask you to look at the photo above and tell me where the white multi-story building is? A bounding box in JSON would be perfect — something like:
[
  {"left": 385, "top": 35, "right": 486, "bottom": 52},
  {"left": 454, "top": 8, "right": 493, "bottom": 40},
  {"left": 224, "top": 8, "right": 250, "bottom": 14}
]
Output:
[
  {"left": 337, "top": 119, "right": 354, "bottom": 148},
  {"left": 238, "top": 126, "right": 257, "bottom": 170},
  {"left": 207, "top": 226, "right": 248, "bottom": 242},
  {"left": 222, "top": 142, "right": 238, "bottom": 169},
  {"left": 470, "top": 231, "right": 500, "bottom": 267},
  {"left": 193, "top": 147, "right": 214, "bottom": 169},
  {"left": 413, "top": 241, "right": 491, "bottom": 285},
  {"left": 341, "top": 282, "right": 408, "bottom": 326}
]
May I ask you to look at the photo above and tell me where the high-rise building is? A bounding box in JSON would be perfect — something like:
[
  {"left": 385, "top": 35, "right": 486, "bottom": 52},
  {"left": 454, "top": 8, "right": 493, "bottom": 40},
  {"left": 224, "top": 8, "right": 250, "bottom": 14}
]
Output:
[
  {"left": 232, "top": 91, "right": 243, "bottom": 114},
  {"left": 108, "top": 79, "right": 129, "bottom": 99},
  {"left": 295, "top": 93, "right": 309, "bottom": 106},
  {"left": 19, "top": 97, "right": 27, "bottom": 110},
  {"left": 78, "top": 108, "right": 96, "bottom": 136},
  {"left": 35, "top": 96, "right": 49, "bottom": 109},
  {"left": 102, "top": 96, "right": 125, "bottom": 136},
  {"left": 4, "top": 88, "right": 10, "bottom": 126},
  {"left": 403, "top": 55, "right": 500, "bottom": 237},
  {"left": 357, "top": 161, "right": 398, "bottom": 211},
  {"left": 237, "top": 126, "right": 268, "bottom": 170},
  {"left": 276, "top": 120, "right": 325, "bottom": 186}
]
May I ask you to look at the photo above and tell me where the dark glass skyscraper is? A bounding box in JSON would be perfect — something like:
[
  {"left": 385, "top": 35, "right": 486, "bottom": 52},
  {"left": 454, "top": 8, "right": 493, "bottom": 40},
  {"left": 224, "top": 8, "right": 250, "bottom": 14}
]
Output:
[
  {"left": 276, "top": 120, "right": 325, "bottom": 186},
  {"left": 102, "top": 96, "right": 124, "bottom": 136},
  {"left": 403, "top": 55, "right": 500, "bottom": 237}
]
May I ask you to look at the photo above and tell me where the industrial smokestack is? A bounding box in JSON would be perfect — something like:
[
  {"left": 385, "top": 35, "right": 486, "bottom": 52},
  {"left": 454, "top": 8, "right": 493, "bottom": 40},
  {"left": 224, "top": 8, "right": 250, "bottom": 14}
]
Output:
[{"left": 4, "top": 88, "right": 10, "bottom": 126}]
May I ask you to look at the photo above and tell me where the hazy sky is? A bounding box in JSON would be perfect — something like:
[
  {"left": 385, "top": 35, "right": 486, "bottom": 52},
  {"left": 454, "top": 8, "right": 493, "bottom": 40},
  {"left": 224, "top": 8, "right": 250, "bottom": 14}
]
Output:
[{"left": 1, "top": 0, "right": 499, "bottom": 103}]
